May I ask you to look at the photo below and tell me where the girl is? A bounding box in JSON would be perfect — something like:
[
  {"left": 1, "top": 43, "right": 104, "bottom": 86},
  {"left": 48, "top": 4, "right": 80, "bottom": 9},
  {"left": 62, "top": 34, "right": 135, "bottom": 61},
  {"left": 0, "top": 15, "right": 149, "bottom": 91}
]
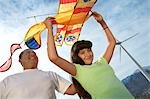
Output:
[{"left": 44, "top": 11, "right": 134, "bottom": 99}]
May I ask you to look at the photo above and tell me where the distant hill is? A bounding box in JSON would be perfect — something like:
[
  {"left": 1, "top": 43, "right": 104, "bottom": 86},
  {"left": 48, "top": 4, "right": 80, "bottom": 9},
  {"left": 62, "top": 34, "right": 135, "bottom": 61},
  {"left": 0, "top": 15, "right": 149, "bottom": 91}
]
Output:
[{"left": 122, "top": 66, "right": 150, "bottom": 99}]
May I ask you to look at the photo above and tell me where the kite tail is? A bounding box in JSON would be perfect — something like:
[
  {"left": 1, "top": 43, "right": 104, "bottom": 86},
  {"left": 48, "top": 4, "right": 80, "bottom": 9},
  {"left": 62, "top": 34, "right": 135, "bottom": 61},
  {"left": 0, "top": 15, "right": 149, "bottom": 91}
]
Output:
[{"left": 0, "top": 43, "right": 21, "bottom": 72}]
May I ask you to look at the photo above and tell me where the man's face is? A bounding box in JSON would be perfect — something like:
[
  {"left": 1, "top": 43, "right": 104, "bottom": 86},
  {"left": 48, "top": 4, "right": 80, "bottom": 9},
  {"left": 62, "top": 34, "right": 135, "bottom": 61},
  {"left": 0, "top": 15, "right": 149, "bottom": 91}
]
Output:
[{"left": 19, "top": 49, "right": 38, "bottom": 69}]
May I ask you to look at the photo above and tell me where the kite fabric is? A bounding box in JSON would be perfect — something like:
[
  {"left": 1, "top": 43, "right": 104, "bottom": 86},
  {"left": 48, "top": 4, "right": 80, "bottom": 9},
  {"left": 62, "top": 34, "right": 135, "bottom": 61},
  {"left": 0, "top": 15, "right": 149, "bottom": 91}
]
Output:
[
  {"left": 0, "top": 0, "right": 97, "bottom": 72},
  {"left": 24, "top": 0, "right": 97, "bottom": 49},
  {"left": 55, "top": 0, "right": 97, "bottom": 46},
  {"left": 0, "top": 44, "right": 21, "bottom": 72}
]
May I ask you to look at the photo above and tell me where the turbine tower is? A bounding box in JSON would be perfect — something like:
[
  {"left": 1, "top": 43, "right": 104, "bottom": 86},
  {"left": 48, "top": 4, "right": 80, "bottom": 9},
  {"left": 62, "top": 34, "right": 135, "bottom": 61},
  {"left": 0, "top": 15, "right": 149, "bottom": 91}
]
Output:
[{"left": 116, "top": 33, "right": 150, "bottom": 82}]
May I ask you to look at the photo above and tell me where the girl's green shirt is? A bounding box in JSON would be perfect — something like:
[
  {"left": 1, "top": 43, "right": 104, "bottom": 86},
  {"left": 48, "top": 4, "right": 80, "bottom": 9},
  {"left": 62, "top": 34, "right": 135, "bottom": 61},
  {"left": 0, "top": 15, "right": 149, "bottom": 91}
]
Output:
[{"left": 74, "top": 57, "right": 134, "bottom": 99}]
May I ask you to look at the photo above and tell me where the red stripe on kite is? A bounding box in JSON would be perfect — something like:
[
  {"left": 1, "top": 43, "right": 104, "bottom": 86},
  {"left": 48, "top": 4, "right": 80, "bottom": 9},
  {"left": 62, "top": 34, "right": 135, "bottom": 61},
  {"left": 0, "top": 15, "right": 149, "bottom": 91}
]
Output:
[
  {"left": 52, "top": 20, "right": 57, "bottom": 24},
  {"left": 73, "top": 7, "right": 92, "bottom": 14},
  {"left": 66, "top": 28, "right": 81, "bottom": 34},
  {"left": 57, "top": 25, "right": 68, "bottom": 33},
  {"left": 60, "top": 0, "right": 77, "bottom": 4}
]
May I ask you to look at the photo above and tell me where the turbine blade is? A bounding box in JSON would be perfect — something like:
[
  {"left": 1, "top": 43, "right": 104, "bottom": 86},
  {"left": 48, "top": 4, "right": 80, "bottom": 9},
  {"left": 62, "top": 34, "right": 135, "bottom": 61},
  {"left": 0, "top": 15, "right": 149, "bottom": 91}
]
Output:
[
  {"left": 122, "top": 33, "right": 139, "bottom": 43},
  {"left": 120, "top": 44, "right": 150, "bottom": 82}
]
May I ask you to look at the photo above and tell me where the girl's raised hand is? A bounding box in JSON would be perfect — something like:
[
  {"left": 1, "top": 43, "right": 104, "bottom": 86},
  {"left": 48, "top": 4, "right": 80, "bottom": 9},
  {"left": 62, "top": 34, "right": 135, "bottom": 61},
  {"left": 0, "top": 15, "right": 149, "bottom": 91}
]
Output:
[
  {"left": 92, "top": 11, "right": 103, "bottom": 23},
  {"left": 44, "top": 17, "right": 55, "bottom": 29}
]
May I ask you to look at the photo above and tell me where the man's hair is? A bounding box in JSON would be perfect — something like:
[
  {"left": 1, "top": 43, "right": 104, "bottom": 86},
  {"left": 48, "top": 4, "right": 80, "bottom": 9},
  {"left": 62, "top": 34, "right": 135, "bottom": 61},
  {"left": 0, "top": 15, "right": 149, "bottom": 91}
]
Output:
[
  {"left": 19, "top": 49, "right": 35, "bottom": 59},
  {"left": 19, "top": 51, "right": 24, "bottom": 59}
]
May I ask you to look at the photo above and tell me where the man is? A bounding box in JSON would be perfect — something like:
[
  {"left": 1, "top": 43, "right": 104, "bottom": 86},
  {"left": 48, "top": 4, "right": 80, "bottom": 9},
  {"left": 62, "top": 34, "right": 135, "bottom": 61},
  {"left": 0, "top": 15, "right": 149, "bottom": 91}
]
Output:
[{"left": 0, "top": 49, "right": 76, "bottom": 99}]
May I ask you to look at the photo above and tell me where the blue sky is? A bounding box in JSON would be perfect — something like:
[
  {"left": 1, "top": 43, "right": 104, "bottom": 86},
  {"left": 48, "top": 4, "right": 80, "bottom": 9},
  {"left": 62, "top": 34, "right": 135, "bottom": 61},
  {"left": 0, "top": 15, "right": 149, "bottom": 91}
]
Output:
[{"left": 0, "top": 0, "right": 150, "bottom": 98}]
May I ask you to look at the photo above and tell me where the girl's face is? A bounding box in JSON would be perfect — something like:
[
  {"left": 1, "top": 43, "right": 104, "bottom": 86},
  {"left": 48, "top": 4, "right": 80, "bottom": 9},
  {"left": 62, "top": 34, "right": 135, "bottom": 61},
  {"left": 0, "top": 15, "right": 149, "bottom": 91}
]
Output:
[{"left": 78, "top": 48, "right": 93, "bottom": 65}]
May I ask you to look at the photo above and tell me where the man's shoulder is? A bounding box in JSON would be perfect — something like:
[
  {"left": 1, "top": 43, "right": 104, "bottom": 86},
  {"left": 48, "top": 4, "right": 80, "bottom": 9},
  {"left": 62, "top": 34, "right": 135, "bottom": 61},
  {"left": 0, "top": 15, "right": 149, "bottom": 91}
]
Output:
[{"left": 38, "top": 70, "right": 60, "bottom": 77}]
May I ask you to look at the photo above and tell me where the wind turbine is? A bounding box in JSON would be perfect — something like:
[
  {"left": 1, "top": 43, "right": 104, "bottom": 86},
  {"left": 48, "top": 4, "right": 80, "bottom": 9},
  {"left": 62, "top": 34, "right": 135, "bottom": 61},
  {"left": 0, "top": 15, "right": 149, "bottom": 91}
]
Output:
[
  {"left": 116, "top": 33, "right": 150, "bottom": 82},
  {"left": 116, "top": 33, "right": 139, "bottom": 63}
]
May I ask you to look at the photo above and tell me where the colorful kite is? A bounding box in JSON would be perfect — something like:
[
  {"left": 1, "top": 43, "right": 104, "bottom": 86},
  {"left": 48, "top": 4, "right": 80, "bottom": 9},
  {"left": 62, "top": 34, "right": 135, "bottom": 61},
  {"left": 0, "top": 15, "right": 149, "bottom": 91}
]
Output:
[
  {"left": 24, "top": 0, "right": 97, "bottom": 49},
  {"left": 0, "top": 0, "right": 97, "bottom": 72}
]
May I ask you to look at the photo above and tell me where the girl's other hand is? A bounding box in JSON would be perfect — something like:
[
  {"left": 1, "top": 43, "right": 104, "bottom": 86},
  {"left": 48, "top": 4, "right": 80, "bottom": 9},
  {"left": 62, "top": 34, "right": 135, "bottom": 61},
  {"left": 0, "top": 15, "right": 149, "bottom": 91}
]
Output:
[{"left": 92, "top": 11, "right": 103, "bottom": 23}]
